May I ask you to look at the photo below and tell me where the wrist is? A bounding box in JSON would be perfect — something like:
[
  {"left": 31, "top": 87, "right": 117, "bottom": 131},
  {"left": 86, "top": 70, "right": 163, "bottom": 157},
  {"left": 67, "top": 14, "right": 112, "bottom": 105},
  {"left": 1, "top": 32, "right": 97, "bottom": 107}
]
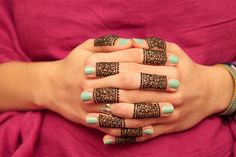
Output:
[{"left": 203, "top": 65, "right": 234, "bottom": 114}]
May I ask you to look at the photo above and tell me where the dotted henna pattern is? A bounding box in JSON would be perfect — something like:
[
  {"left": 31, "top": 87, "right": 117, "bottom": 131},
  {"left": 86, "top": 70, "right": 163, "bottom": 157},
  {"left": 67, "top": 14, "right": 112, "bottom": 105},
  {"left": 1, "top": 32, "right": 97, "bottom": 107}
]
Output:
[
  {"left": 121, "top": 128, "right": 142, "bottom": 137},
  {"left": 93, "top": 88, "right": 119, "bottom": 103},
  {"left": 96, "top": 62, "right": 119, "bottom": 77},
  {"left": 143, "top": 49, "right": 167, "bottom": 65},
  {"left": 115, "top": 137, "right": 136, "bottom": 144},
  {"left": 140, "top": 73, "right": 167, "bottom": 90},
  {"left": 145, "top": 37, "right": 166, "bottom": 50},
  {"left": 98, "top": 114, "right": 125, "bottom": 128},
  {"left": 94, "top": 34, "right": 119, "bottom": 46},
  {"left": 133, "top": 103, "right": 160, "bottom": 119}
]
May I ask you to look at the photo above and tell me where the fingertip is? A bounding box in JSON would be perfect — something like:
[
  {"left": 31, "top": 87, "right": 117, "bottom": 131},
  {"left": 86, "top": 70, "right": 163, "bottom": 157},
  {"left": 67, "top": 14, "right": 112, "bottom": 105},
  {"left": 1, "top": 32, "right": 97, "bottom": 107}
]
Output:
[
  {"left": 143, "top": 125, "right": 154, "bottom": 135},
  {"left": 103, "top": 135, "right": 115, "bottom": 145}
]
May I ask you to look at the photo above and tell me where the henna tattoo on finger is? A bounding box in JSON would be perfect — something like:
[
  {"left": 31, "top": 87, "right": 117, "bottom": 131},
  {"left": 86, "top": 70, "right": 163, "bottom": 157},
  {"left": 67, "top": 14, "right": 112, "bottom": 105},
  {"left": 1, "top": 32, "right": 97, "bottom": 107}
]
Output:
[
  {"left": 98, "top": 114, "right": 125, "bottom": 128},
  {"left": 96, "top": 62, "right": 119, "bottom": 77},
  {"left": 121, "top": 128, "right": 143, "bottom": 137},
  {"left": 101, "top": 104, "right": 112, "bottom": 115},
  {"left": 93, "top": 88, "right": 119, "bottom": 103},
  {"left": 145, "top": 37, "right": 166, "bottom": 50},
  {"left": 143, "top": 49, "right": 167, "bottom": 65},
  {"left": 133, "top": 103, "right": 160, "bottom": 119},
  {"left": 115, "top": 137, "right": 136, "bottom": 144},
  {"left": 140, "top": 73, "right": 167, "bottom": 90},
  {"left": 94, "top": 34, "right": 119, "bottom": 46}
]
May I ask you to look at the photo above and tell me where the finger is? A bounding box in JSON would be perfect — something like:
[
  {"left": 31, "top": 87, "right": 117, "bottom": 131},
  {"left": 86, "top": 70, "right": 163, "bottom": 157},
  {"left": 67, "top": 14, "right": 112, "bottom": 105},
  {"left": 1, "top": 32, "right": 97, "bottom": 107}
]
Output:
[
  {"left": 83, "top": 72, "right": 180, "bottom": 93},
  {"left": 109, "top": 103, "right": 174, "bottom": 119},
  {"left": 95, "top": 125, "right": 154, "bottom": 138},
  {"left": 132, "top": 37, "right": 183, "bottom": 57},
  {"left": 102, "top": 124, "right": 172, "bottom": 144},
  {"left": 78, "top": 34, "right": 132, "bottom": 53},
  {"left": 84, "top": 48, "right": 179, "bottom": 73},
  {"left": 85, "top": 113, "right": 177, "bottom": 128},
  {"left": 80, "top": 88, "right": 182, "bottom": 105}
]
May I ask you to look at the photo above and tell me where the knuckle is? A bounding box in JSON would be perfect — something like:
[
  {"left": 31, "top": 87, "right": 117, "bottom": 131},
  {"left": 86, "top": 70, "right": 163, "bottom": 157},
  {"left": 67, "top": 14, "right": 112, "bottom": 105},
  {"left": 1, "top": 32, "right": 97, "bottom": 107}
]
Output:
[
  {"left": 172, "top": 92, "right": 184, "bottom": 105},
  {"left": 80, "top": 79, "right": 91, "bottom": 90},
  {"left": 113, "top": 105, "right": 128, "bottom": 118},
  {"left": 85, "top": 54, "right": 96, "bottom": 66},
  {"left": 171, "top": 111, "right": 180, "bottom": 122},
  {"left": 131, "top": 120, "right": 146, "bottom": 128},
  {"left": 118, "top": 73, "right": 135, "bottom": 86}
]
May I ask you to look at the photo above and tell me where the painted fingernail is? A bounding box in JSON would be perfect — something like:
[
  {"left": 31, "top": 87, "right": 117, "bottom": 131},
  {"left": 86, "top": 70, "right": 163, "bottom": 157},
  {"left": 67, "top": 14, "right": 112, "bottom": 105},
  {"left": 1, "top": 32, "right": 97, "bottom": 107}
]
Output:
[
  {"left": 162, "top": 105, "right": 174, "bottom": 114},
  {"left": 103, "top": 138, "right": 114, "bottom": 145},
  {"left": 168, "top": 55, "right": 179, "bottom": 64},
  {"left": 81, "top": 91, "right": 92, "bottom": 101},
  {"left": 143, "top": 128, "right": 153, "bottom": 135},
  {"left": 133, "top": 38, "right": 145, "bottom": 45},
  {"left": 84, "top": 66, "right": 95, "bottom": 75},
  {"left": 119, "top": 38, "right": 130, "bottom": 46},
  {"left": 168, "top": 79, "right": 180, "bottom": 89},
  {"left": 86, "top": 116, "right": 98, "bottom": 124}
]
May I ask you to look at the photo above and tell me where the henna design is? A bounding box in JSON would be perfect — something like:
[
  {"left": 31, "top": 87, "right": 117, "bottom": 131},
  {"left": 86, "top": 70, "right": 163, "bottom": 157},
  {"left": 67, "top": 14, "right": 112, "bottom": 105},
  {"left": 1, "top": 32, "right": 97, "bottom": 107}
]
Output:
[
  {"left": 115, "top": 137, "right": 136, "bottom": 144},
  {"left": 121, "top": 128, "right": 142, "bottom": 137},
  {"left": 143, "top": 49, "right": 167, "bottom": 65},
  {"left": 94, "top": 34, "right": 119, "bottom": 46},
  {"left": 140, "top": 73, "right": 167, "bottom": 90},
  {"left": 133, "top": 103, "right": 160, "bottom": 119},
  {"left": 96, "top": 62, "right": 119, "bottom": 77},
  {"left": 145, "top": 37, "right": 166, "bottom": 50},
  {"left": 98, "top": 114, "right": 125, "bottom": 128},
  {"left": 93, "top": 88, "right": 119, "bottom": 103},
  {"left": 101, "top": 104, "right": 112, "bottom": 115}
]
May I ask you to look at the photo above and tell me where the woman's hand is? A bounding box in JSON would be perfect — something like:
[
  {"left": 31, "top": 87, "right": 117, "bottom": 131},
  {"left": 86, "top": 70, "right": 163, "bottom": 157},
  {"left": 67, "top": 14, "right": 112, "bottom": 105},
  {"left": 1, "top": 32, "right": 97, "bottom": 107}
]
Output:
[{"left": 81, "top": 37, "right": 234, "bottom": 144}]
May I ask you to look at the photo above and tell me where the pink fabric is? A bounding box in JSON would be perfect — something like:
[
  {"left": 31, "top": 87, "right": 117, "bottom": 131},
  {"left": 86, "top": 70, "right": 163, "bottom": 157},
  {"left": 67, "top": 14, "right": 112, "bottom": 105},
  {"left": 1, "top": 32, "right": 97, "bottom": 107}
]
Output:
[{"left": 0, "top": 0, "right": 236, "bottom": 156}]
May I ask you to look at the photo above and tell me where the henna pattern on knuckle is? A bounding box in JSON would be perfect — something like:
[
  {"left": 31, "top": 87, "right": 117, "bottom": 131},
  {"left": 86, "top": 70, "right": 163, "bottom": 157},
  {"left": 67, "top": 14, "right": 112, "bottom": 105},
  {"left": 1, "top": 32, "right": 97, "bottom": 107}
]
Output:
[
  {"left": 115, "top": 137, "right": 136, "bottom": 144},
  {"left": 96, "top": 62, "right": 119, "bottom": 77},
  {"left": 93, "top": 88, "right": 119, "bottom": 103},
  {"left": 140, "top": 73, "right": 167, "bottom": 90},
  {"left": 133, "top": 103, "right": 160, "bottom": 119},
  {"left": 94, "top": 34, "right": 119, "bottom": 46},
  {"left": 101, "top": 104, "right": 112, "bottom": 115},
  {"left": 145, "top": 37, "right": 166, "bottom": 50},
  {"left": 121, "top": 128, "right": 143, "bottom": 137},
  {"left": 98, "top": 114, "right": 125, "bottom": 128},
  {"left": 143, "top": 49, "right": 167, "bottom": 65}
]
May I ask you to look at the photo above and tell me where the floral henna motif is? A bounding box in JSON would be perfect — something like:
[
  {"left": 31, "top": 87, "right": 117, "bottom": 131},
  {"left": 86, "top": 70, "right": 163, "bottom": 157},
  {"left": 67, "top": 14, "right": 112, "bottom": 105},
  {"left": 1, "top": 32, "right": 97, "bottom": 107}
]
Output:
[
  {"left": 93, "top": 88, "right": 119, "bottom": 103},
  {"left": 96, "top": 62, "right": 119, "bottom": 77},
  {"left": 94, "top": 34, "right": 119, "bottom": 46},
  {"left": 121, "top": 128, "right": 142, "bottom": 137},
  {"left": 143, "top": 49, "right": 167, "bottom": 65},
  {"left": 145, "top": 37, "right": 166, "bottom": 50},
  {"left": 98, "top": 114, "right": 125, "bottom": 128},
  {"left": 140, "top": 73, "right": 167, "bottom": 90},
  {"left": 115, "top": 137, "right": 136, "bottom": 144},
  {"left": 133, "top": 103, "right": 160, "bottom": 119},
  {"left": 101, "top": 104, "right": 112, "bottom": 115}
]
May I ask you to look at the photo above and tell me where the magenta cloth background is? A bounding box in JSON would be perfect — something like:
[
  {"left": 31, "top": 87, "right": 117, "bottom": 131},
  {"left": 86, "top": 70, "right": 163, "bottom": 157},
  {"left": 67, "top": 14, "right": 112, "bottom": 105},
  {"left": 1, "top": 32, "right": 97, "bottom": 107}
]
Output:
[{"left": 0, "top": 0, "right": 236, "bottom": 156}]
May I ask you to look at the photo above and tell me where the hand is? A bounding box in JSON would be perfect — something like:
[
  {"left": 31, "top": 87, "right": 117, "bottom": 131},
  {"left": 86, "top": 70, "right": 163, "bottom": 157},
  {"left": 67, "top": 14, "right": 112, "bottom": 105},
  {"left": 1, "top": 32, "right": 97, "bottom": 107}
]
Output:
[
  {"left": 35, "top": 35, "right": 137, "bottom": 134},
  {"left": 82, "top": 37, "right": 234, "bottom": 144}
]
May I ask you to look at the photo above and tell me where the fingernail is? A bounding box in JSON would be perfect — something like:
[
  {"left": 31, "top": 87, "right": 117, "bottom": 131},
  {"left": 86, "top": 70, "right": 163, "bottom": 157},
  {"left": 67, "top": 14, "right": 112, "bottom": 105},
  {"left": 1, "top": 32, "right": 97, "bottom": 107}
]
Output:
[
  {"left": 162, "top": 105, "right": 174, "bottom": 114},
  {"left": 84, "top": 66, "right": 95, "bottom": 75},
  {"left": 168, "top": 55, "right": 179, "bottom": 64},
  {"left": 119, "top": 38, "right": 130, "bottom": 46},
  {"left": 81, "top": 91, "right": 92, "bottom": 101},
  {"left": 168, "top": 79, "right": 180, "bottom": 89},
  {"left": 103, "top": 138, "right": 114, "bottom": 145},
  {"left": 86, "top": 116, "right": 98, "bottom": 124},
  {"left": 143, "top": 128, "right": 153, "bottom": 135},
  {"left": 133, "top": 38, "right": 144, "bottom": 45}
]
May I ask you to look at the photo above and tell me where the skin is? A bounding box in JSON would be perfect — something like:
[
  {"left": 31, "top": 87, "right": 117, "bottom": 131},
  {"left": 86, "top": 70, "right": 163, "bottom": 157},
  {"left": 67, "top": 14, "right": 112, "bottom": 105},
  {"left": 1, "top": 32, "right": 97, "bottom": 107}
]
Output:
[{"left": 0, "top": 37, "right": 234, "bottom": 144}]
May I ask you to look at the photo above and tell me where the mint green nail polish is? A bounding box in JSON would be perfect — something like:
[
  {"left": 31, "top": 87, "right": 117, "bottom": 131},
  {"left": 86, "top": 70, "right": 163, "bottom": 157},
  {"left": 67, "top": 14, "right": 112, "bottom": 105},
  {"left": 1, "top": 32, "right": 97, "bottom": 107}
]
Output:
[
  {"left": 81, "top": 91, "right": 92, "bottom": 101},
  {"left": 169, "top": 55, "right": 179, "bottom": 64},
  {"left": 119, "top": 38, "right": 129, "bottom": 46},
  {"left": 144, "top": 129, "right": 153, "bottom": 135},
  {"left": 133, "top": 38, "right": 144, "bottom": 45},
  {"left": 168, "top": 79, "right": 180, "bottom": 89},
  {"left": 162, "top": 105, "right": 174, "bottom": 114},
  {"left": 103, "top": 139, "right": 114, "bottom": 145},
  {"left": 84, "top": 66, "right": 95, "bottom": 75},
  {"left": 86, "top": 116, "right": 98, "bottom": 124}
]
